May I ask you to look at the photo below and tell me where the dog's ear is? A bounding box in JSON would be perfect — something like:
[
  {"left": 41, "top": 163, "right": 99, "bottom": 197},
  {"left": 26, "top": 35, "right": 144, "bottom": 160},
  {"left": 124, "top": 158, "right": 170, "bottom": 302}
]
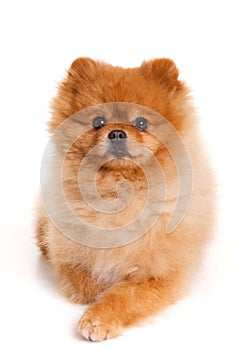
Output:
[
  {"left": 68, "top": 57, "right": 97, "bottom": 81},
  {"left": 141, "top": 58, "right": 182, "bottom": 91}
]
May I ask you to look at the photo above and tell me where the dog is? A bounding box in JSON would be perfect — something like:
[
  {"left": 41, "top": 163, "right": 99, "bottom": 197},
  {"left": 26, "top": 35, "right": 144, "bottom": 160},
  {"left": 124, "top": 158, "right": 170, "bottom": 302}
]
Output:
[{"left": 36, "top": 57, "right": 215, "bottom": 341}]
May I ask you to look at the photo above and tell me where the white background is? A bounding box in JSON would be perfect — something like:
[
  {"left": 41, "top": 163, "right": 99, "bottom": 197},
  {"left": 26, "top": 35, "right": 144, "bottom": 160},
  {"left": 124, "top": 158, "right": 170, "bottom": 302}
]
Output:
[{"left": 0, "top": 0, "right": 233, "bottom": 349}]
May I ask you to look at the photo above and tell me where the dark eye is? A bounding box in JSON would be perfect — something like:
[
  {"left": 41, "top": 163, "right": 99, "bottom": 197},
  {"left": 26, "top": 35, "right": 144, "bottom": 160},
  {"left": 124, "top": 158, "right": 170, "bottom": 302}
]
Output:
[
  {"left": 93, "top": 116, "right": 107, "bottom": 130},
  {"left": 134, "top": 117, "right": 148, "bottom": 131}
]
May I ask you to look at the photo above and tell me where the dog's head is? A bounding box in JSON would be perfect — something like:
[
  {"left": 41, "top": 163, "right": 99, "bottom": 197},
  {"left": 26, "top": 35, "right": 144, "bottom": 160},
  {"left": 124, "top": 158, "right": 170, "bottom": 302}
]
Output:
[{"left": 50, "top": 57, "right": 192, "bottom": 170}]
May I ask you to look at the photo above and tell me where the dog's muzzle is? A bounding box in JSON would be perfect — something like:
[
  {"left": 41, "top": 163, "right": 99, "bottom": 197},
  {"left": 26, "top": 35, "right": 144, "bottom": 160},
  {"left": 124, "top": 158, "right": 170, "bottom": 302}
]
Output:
[{"left": 108, "top": 129, "right": 128, "bottom": 158}]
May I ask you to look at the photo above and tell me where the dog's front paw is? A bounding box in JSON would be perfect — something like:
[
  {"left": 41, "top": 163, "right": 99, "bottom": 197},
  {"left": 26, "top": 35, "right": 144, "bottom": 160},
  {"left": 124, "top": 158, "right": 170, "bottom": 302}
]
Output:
[{"left": 77, "top": 306, "right": 122, "bottom": 341}]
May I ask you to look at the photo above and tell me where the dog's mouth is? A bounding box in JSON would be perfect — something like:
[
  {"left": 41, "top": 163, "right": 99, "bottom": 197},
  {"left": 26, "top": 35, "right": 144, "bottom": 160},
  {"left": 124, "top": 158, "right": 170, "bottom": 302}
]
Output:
[
  {"left": 109, "top": 145, "right": 130, "bottom": 159},
  {"left": 107, "top": 141, "right": 131, "bottom": 159}
]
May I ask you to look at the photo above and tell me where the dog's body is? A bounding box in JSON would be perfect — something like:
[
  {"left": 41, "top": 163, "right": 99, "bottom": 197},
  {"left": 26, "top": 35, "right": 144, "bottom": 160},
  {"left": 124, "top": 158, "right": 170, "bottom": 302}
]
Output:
[{"left": 36, "top": 58, "right": 215, "bottom": 341}]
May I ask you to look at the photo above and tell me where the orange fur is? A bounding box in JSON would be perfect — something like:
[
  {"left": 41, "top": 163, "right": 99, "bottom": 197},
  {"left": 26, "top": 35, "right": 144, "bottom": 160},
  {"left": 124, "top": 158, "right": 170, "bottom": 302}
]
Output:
[{"left": 36, "top": 57, "right": 215, "bottom": 341}]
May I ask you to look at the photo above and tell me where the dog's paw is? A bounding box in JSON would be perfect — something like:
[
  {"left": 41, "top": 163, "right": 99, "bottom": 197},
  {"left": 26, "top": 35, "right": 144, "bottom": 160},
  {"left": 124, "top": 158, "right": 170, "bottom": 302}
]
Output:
[{"left": 77, "top": 307, "right": 122, "bottom": 341}]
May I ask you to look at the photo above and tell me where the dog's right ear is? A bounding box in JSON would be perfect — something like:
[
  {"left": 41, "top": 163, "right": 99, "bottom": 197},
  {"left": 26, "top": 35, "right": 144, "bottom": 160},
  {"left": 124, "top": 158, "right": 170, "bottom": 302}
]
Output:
[{"left": 68, "top": 57, "right": 97, "bottom": 81}]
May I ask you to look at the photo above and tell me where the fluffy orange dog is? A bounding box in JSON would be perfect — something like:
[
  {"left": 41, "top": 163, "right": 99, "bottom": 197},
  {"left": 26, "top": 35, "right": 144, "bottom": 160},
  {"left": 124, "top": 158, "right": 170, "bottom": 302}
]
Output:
[{"left": 36, "top": 57, "right": 215, "bottom": 341}]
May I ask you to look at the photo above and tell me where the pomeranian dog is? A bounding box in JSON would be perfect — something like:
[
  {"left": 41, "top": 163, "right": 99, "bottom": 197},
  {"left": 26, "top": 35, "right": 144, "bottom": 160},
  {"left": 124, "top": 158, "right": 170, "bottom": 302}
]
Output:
[{"left": 36, "top": 57, "right": 215, "bottom": 341}]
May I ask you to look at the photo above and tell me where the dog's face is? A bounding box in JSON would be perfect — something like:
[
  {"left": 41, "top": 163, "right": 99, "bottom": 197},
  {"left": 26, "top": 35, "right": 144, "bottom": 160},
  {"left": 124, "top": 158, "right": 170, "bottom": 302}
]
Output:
[
  {"left": 63, "top": 103, "right": 165, "bottom": 171},
  {"left": 51, "top": 57, "right": 191, "bottom": 171}
]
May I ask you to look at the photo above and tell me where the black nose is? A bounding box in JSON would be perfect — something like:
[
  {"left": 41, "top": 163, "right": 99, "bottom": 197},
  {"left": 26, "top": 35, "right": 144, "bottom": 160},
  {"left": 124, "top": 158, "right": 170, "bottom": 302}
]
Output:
[{"left": 108, "top": 129, "right": 127, "bottom": 142}]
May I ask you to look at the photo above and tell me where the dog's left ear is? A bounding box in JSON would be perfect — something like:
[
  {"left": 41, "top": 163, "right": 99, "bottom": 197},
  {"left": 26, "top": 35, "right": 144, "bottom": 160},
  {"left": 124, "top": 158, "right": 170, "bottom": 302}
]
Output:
[{"left": 140, "top": 58, "right": 182, "bottom": 91}]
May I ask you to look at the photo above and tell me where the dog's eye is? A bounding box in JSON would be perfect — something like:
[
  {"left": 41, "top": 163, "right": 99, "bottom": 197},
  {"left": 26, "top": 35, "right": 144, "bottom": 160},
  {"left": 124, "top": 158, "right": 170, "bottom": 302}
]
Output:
[
  {"left": 93, "top": 116, "right": 107, "bottom": 130},
  {"left": 134, "top": 117, "right": 148, "bottom": 131}
]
